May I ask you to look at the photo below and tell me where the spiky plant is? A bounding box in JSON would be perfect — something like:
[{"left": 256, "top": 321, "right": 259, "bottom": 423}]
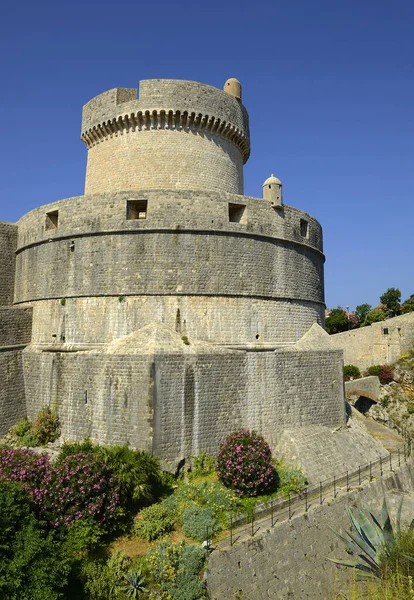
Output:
[
  {"left": 328, "top": 496, "right": 414, "bottom": 579},
  {"left": 118, "top": 569, "right": 147, "bottom": 598}
]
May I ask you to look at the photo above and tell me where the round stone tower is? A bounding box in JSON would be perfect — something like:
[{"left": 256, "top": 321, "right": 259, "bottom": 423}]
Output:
[
  {"left": 81, "top": 80, "right": 250, "bottom": 196},
  {"left": 15, "top": 78, "right": 325, "bottom": 349}
]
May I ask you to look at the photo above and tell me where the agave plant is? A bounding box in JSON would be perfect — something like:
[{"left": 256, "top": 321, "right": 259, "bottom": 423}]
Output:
[
  {"left": 118, "top": 569, "right": 147, "bottom": 598},
  {"left": 328, "top": 496, "right": 414, "bottom": 579}
]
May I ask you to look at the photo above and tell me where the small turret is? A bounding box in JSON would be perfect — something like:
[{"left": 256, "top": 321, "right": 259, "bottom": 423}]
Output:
[
  {"left": 224, "top": 78, "right": 242, "bottom": 101},
  {"left": 263, "top": 174, "right": 283, "bottom": 208}
]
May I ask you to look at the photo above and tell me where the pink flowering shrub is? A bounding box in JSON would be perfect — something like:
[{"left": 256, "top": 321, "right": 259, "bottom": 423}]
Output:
[
  {"left": 0, "top": 446, "right": 121, "bottom": 529},
  {"left": 216, "top": 430, "right": 276, "bottom": 497}
]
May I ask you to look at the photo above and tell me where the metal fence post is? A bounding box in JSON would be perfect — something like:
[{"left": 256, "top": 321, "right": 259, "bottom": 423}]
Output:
[
  {"left": 334, "top": 475, "right": 336, "bottom": 498},
  {"left": 398, "top": 449, "right": 401, "bottom": 467},
  {"left": 389, "top": 453, "right": 392, "bottom": 471},
  {"left": 251, "top": 511, "right": 254, "bottom": 537},
  {"left": 319, "top": 481, "right": 322, "bottom": 505},
  {"left": 271, "top": 500, "right": 274, "bottom": 527},
  {"left": 358, "top": 465, "right": 361, "bottom": 486},
  {"left": 369, "top": 461, "right": 372, "bottom": 480},
  {"left": 346, "top": 470, "right": 349, "bottom": 492},
  {"left": 305, "top": 487, "right": 308, "bottom": 512},
  {"left": 380, "top": 456, "right": 383, "bottom": 476},
  {"left": 288, "top": 493, "right": 291, "bottom": 520},
  {"left": 230, "top": 513, "right": 233, "bottom": 547}
]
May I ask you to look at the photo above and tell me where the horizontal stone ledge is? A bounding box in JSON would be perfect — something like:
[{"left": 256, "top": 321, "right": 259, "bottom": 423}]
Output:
[
  {"left": 15, "top": 227, "right": 324, "bottom": 258},
  {"left": 0, "top": 344, "right": 28, "bottom": 352}
]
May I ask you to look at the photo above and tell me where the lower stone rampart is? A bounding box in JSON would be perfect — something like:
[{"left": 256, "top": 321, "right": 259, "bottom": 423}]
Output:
[
  {"left": 206, "top": 458, "right": 414, "bottom": 599},
  {"left": 23, "top": 344, "right": 345, "bottom": 470},
  {"left": 0, "top": 350, "right": 26, "bottom": 436}
]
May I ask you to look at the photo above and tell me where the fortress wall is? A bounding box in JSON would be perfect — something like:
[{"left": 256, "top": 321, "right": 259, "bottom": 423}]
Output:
[
  {"left": 25, "top": 296, "right": 324, "bottom": 346},
  {"left": 23, "top": 351, "right": 154, "bottom": 450},
  {"left": 14, "top": 232, "right": 324, "bottom": 303},
  {"left": 0, "top": 307, "right": 32, "bottom": 347},
  {"left": 0, "top": 307, "right": 32, "bottom": 435},
  {"left": 23, "top": 347, "right": 345, "bottom": 470},
  {"left": 15, "top": 191, "right": 323, "bottom": 253},
  {"left": 0, "top": 222, "right": 17, "bottom": 306},
  {"left": 330, "top": 312, "right": 414, "bottom": 370},
  {"left": 84, "top": 129, "right": 244, "bottom": 195},
  {"left": 0, "top": 350, "right": 26, "bottom": 436},
  {"left": 206, "top": 460, "right": 414, "bottom": 600}
]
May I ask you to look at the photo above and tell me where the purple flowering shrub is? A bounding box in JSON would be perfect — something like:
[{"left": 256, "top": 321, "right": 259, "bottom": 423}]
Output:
[
  {"left": 216, "top": 430, "right": 276, "bottom": 497},
  {"left": 0, "top": 446, "right": 121, "bottom": 529}
]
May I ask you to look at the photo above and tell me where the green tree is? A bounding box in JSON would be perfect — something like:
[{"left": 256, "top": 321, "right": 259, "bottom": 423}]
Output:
[
  {"left": 0, "top": 481, "right": 70, "bottom": 600},
  {"left": 401, "top": 294, "right": 414, "bottom": 315},
  {"left": 355, "top": 303, "right": 371, "bottom": 325},
  {"left": 325, "top": 307, "right": 349, "bottom": 334},
  {"left": 365, "top": 307, "right": 386, "bottom": 325},
  {"left": 380, "top": 287, "right": 401, "bottom": 318}
]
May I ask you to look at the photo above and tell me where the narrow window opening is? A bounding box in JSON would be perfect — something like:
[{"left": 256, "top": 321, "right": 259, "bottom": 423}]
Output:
[
  {"left": 70, "top": 241, "right": 75, "bottom": 252},
  {"left": 300, "top": 219, "right": 309, "bottom": 238},
  {"left": 268, "top": 185, "right": 271, "bottom": 189},
  {"left": 228, "top": 203, "right": 246, "bottom": 223},
  {"left": 255, "top": 334, "right": 260, "bottom": 340},
  {"left": 46, "top": 210, "right": 59, "bottom": 230},
  {"left": 127, "top": 199, "right": 147, "bottom": 220},
  {"left": 84, "top": 391, "right": 88, "bottom": 405},
  {"left": 383, "top": 328, "right": 389, "bottom": 335}
]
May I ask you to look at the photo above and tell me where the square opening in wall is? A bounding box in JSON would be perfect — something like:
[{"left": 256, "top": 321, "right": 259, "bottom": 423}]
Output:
[
  {"left": 300, "top": 219, "right": 309, "bottom": 238},
  {"left": 383, "top": 328, "right": 389, "bottom": 335},
  {"left": 45, "top": 210, "right": 59, "bottom": 230},
  {"left": 127, "top": 199, "right": 148, "bottom": 220},
  {"left": 228, "top": 203, "right": 246, "bottom": 223}
]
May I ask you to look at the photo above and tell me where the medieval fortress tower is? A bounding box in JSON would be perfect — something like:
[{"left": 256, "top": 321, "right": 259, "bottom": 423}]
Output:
[{"left": 0, "top": 78, "right": 386, "bottom": 478}]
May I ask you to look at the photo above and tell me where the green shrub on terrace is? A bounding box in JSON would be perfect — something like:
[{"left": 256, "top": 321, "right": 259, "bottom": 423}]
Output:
[
  {"left": 133, "top": 503, "right": 175, "bottom": 541},
  {"left": 275, "top": 460, "right": 307, "bottom": 498},
  {"left": 12, "top": 418, "right": 32, "bottom": 438},
  {"left": 181, "top": 505, "right": 220, "bottom": 542},
  {"left": 32, "top": 405, "right": 60, "bottom": 445},
  {"left": 344, "top": 365, "right": 361, "bottom": 381},
  {"left": 367, "top": 364, "right": 394, "bottom": 385}
]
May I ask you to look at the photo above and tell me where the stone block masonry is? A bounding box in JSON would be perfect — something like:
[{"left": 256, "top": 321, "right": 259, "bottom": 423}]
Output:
[
  {"left": 330, "top": 311, "right": 414, "bottom": 370},
  {"left": 0, "top": 221, "right": 17, "bottom": 306},
  {"left": 206, "top": 458, "right": 414, "bottom": 599}
]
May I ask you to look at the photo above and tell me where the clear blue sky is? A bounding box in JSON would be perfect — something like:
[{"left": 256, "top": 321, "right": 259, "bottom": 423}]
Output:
[{"left": 1, "top": 0, "right": 413, "bottom": 311}]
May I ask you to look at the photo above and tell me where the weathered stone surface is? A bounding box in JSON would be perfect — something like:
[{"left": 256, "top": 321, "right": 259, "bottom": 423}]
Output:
[{"left": 330, "top": 312, "right": 414, "bottom": 369}]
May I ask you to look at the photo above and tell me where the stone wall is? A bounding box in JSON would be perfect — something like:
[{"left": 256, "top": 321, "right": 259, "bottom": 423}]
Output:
[
  {"left": 0, "top": 307, "right": 32, "bottom": 436},
  {"left": 0, "top": 221, "right": 17, "bottom": 306},
  {"left": 0, "top": 350, "right": 26, "bottom": 436},
  {"left": 81, "top": 79, "right": 250, "bottom": 196},
  {"left": 0, "top": 307, "right": 33, "bottom": 347},
  {"left": 330, "top": 312, "right": 414, "bottom": 370},
  {"left": 23, "top": 346, "right": 345, "bottom": 470},
  {"left": 206, "top": 459, "right": 414, "bottom": 599},
  {"left": 15, "top": 190, "right": 325, "bottom": 346}
]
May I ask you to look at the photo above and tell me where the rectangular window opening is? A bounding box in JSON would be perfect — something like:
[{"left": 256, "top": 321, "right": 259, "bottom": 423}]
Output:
[
  {"left": 46, "top": 210, "right": 59, "bottom": 230},
  {"left": 228, "top": 203, "right": 246, "bottom": 224},
  {"left": 383, "top": 328, "right": 389, "bottom": 335},
  {"left": 300, "top": 219, "right": 309, "bottom": 238},
  {"left": 127, "top": 199, "right": 147, "bottom": 220}
]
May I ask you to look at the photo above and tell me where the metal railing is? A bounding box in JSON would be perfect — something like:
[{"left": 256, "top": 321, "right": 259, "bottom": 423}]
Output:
[{"left": 222, "top": 437, "right": 412, "bottom": 548}]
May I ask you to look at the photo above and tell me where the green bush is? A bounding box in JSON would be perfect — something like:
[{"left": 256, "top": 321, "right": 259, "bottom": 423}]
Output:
[
  {"left": 58, "top": 442, "right": 169, "bottom": 509},
  {"left": 189, "top": 451, "right": 215, "bottom": 479},
  {"left": 367, "top": 364, "right": 394, "bottom": 384},
  {"left": 275, "top": 461, "right": 307, "bottom": 497},
  {"left": 146, "top": 541, "right": 206, "bottom": 600},
  {"left": 407, "top": 403, "right": 414, "bottom": 415},
  {"left": 32, "top": 405, "right": 60, "bottom": 445},
  {"left": 343, "top": 365, "right": 361, "bottom": 381},
  {"left": 133, "top": 503, "right": 175, "bottom": 541},
  {"left": 12, "top": 418, "right": 32, "bottom": 438},
  {"left": 381, "top": 395, "right": 390, "bottom": 408},
  {"left": 0, "top": 480, "right": 70, "bottom": 600},
  {"left": 20, "top": 430, "right": 41, "bottom": 447},
  {"left": 181, "top": 505, "right": 220, "bottom": 542}
]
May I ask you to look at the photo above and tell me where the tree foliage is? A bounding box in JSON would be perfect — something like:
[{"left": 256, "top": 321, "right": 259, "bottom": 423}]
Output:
[
  {"left": 365, "top": 307, "right": 387, "bottom": 325},
  {"left": 355, "top": 304, "right": 372, "bottom": 324},
  {"left": 380, "top": 287, "right": 401, "bottom": 318},
  {"left": 401, "top": 294, "right": 414, "bottom": 315},
  {"left": 325, "top": 308, "right": 349, "bottom": 334}
]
